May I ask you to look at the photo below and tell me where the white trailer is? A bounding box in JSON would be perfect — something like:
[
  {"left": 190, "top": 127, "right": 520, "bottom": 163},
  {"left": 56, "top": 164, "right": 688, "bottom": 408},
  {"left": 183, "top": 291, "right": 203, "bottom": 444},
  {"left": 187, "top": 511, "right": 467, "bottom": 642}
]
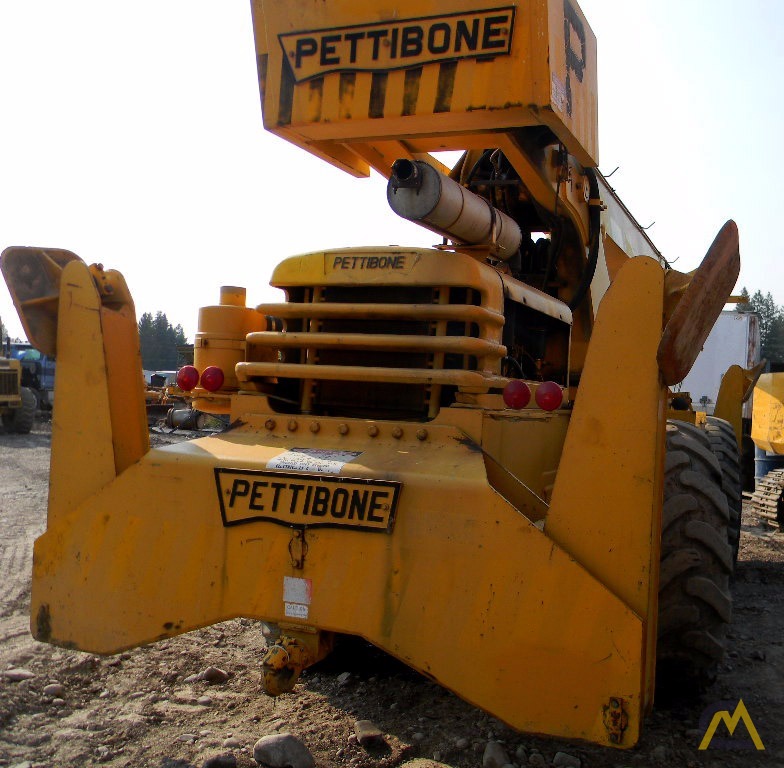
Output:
[{"left": 677, "top": 310, "right": 760, "bottom": 416}]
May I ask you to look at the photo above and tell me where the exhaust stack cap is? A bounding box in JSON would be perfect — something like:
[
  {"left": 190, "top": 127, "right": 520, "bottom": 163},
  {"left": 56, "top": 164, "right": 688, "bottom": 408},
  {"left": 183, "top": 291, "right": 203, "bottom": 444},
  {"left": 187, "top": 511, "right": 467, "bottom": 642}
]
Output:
[{"left": 390, "top": 159, "right": 423, "bottom": 191}]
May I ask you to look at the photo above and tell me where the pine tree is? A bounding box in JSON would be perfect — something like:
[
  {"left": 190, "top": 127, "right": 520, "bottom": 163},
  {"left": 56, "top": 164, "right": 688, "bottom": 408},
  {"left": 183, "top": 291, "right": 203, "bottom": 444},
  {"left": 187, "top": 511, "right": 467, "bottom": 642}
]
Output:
[
  {"left": 736, "top": 287, "right": 784, "bottom": 364},
  {"left": 766, "top": 315, "right": 784, "bottom": 364},
  {"left": 138, "top": 312, "right": 188, "bottom": 370}
]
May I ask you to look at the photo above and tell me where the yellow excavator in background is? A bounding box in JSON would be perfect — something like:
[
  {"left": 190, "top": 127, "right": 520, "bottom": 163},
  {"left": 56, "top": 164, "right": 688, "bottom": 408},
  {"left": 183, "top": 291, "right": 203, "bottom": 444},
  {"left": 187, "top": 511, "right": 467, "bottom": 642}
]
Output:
[
  {"left": 2, "top": 0, "right": 743, "bottom": 748},
  {"left": 749, "top": 372, "right": 784, "bottom": 527}
]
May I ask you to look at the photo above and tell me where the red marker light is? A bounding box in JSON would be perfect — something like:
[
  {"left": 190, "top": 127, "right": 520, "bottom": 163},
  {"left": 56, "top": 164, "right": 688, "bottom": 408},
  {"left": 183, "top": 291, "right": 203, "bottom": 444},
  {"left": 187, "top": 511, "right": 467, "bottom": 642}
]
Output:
[
  {"left": 535, "top": 381, "right": 563, "bottom": 411},
  {"left": 200, "top": 366, "right": 225, "bottom": 392},
  {"left": 176, "top": 365, "right": 199, "bottom": 392},
  {"left": 503, "top": 380, "right": 531, "bottom": 409}
]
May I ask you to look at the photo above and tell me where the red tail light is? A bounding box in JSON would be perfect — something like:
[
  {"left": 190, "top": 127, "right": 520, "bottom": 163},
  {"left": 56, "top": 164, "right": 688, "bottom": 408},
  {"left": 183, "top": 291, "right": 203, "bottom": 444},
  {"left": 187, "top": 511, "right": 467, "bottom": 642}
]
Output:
[
  {"left": 200, "top": 366, "right": 225, "bottom": 392},
  {"left": 535, "top": 381, "right": 563, "bottom": 411},
  {"left": 176, "top": 365, "right": 199, "bottom": 392},
  {"left": 503, "top": 380, "right": 531, "bottom": 410}
]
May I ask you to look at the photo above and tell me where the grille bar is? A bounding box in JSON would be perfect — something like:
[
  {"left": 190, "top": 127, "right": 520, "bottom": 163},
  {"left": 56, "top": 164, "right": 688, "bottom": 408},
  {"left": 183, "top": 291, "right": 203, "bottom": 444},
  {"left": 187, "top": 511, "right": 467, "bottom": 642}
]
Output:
[
  {"left": 0, "top": 370, "right": 19, "bottom": 396},
  {"left": 255, "top": 302, "right": 504, "bottom": 327},
  {"left": 247, "top": 331, "right": 505, "bottom": 359},
  {"left": 237, "top": 361, "right": 508, "bottom": 390}
]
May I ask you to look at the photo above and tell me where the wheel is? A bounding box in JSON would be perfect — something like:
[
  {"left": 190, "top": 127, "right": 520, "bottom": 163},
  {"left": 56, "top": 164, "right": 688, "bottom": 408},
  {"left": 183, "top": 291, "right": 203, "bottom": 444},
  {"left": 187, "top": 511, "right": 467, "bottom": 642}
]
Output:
[
  {"left": 657, "top": 420, "right": 733, "bottom": 694},
  {"left": 11, "top": 387, "right": 36, "bottom": 434},
  {"left": 741, "top": 431, "right": 755, "bottom": 493},
  {"left": 702, "top": 416, "right": 742, "bottom": 565}
]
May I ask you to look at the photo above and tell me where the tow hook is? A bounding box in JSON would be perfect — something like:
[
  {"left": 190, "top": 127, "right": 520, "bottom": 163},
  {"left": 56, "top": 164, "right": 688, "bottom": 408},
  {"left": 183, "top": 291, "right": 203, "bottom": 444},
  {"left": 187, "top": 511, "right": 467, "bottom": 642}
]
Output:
[{"left": 261, "top": 636, "right": 312, "bottom": 696}]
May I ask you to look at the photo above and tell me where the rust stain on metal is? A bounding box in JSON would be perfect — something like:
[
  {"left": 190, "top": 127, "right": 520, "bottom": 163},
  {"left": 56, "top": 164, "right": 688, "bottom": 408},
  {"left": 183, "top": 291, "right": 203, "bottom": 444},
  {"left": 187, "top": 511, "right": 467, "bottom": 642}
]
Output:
[
  {"left": 453, "top": 434, "right": 482, "bottom": 452},
  {"left": 35, "top": 604, "right": 52, "bottom": 642},
  {"left": 602, "top": 697, "right": 629, "bottom": 744}
]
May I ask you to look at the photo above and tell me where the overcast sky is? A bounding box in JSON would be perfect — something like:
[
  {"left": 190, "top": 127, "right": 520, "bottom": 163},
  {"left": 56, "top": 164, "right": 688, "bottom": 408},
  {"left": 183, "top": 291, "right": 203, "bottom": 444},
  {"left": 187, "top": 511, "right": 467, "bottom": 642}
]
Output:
[{"left": 0, "top": 0, "right": 781, "bottom": 342}]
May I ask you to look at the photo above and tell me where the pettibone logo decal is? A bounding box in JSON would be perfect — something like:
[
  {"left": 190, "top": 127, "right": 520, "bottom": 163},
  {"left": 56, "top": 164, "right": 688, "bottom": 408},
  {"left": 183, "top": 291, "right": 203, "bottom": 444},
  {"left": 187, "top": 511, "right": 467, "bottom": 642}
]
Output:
[
  {"left": 215, "top": 468, "right": 400, "bottom": 533},
  {"left": 331, "top": 254, "right": 408, "bottom": 271},
  {"left": 279, "top": 8, "right": 515, "bottom": 83}
]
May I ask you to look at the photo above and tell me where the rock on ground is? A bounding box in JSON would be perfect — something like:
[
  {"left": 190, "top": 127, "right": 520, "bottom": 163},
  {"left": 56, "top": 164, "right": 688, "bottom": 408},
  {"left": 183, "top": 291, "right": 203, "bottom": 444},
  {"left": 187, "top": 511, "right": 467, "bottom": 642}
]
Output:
[
  {"left": 253, "top": 732, "right": 315, "bottom": 768},
  {"left": 483, "top": 740, "right": 511, "bottom": 768}
]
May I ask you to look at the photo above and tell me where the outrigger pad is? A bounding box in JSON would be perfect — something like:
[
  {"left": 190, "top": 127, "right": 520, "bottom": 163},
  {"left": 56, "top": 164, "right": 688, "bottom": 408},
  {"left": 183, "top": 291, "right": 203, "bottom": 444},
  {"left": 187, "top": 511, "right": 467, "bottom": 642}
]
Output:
[
  {"left": 0, "top": 246, "right": 83, "bottom": 357},
  {"left": 657, "top": 220, "right": 740, "bottom": 386}
]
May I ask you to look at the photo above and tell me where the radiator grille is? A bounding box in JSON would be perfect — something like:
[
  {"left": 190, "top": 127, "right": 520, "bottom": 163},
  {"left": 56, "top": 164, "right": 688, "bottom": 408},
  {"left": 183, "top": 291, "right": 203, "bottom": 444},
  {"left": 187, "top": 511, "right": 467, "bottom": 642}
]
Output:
[
  {"left": 0, "top": 369, "right": 20, "bottom": 397},
  {"left": 240, "top": 285, "right": 507, "bottom": 420}
]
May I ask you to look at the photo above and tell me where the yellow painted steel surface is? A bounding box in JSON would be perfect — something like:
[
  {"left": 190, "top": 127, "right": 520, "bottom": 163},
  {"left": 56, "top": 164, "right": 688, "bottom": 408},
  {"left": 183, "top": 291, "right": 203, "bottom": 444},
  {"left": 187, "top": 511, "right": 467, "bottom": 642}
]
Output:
[
  {"left": 32, "top": 416, "right": 645, "bottom": 746},
  {"left": 752, "top": 373, "right": 784, "bottom": 455},
  {"left": 714, "top": 362, "right": 764, "bottom": 450},
  {"left": 252, "top": 0, "right": 599, "bottom": 173},
  {"left": 237, "top": 361, "right": 509, "bottom": 388},
  {"left": 0, "top": 0, "right": 743, "bottom": 752},
  {"left": 23, "top": 253, "right": 672, "bottom": 748},
  {"left": 195, "top": 298, "right": 267, "bottom": 392},
  {"left": 480, "top": 409, "right": 570, "bottom": 520},
  {"left": 43, "top": 259, "right": 149, "bottom": 523},
  {"left": 545, "top": 256, "right": 666, "bottom": 711}
]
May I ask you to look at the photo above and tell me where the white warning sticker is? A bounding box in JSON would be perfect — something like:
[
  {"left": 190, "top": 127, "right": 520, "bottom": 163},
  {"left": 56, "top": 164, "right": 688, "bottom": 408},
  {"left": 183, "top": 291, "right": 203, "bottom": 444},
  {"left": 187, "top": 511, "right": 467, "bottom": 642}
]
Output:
[
  {"left": 284, "top": 602, "right": 309, "bottom": 619},
  {"left": 267, "top": 448, "right": 362, "bottom": 474},
  {"left": 283, "top": 576, "right": 312, "bottom": 605},
  {"left": 551, "top": 72, "right": 567, "bottom": 113}
]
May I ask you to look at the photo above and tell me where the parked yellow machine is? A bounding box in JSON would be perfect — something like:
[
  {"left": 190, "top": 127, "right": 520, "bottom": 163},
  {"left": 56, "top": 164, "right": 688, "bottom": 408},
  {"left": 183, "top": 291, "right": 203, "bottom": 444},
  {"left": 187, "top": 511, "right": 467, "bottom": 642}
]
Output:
[
  {"left": 751, "top": 373, "right": 784, "bottom": 456},
  {"left": 749, "top": 373, "right": 784, "bottom": 526},
  {"left": 1, "top": 0, "right": 743, "bottom": 749},
  {"left": 0, "top": 325, "right": 36, "bottom": 434}
]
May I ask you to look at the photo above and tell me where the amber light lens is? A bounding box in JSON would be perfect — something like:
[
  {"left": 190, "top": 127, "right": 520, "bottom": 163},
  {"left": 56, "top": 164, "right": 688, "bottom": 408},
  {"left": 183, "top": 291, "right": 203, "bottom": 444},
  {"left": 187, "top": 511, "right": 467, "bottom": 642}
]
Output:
[
  {"left": 176, "top": 365, "right": 199, "bottom": 391},
  {"left": 535, "top": 381, "right": 563, "bottom": 411},
  {"left": 200, "top": 366, "right": 225, "bottom": 392},
  {"left": 503, "top": 380, "right": 531, "bottom": 409}
]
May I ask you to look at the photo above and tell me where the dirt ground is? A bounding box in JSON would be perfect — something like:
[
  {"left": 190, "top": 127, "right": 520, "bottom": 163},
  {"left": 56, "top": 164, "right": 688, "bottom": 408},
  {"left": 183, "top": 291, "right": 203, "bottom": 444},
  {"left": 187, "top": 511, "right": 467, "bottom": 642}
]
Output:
[{"left": 1, "top": 420, "right": 782, "bottom": 768}]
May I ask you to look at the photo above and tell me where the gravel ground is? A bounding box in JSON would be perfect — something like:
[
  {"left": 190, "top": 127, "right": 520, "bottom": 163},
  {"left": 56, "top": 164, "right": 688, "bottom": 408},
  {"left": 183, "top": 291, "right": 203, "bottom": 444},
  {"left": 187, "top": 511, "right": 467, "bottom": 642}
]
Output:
[{"left": 1, "top": 420, "right": 782, "bottom": 768}]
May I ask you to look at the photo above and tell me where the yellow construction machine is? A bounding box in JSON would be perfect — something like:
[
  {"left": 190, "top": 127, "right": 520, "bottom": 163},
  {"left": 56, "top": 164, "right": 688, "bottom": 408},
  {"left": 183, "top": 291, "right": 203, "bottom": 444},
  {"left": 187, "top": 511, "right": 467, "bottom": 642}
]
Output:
[
  {"left": 0, "top": 321, "right": 36, "bottom": 434},
  {"left": 2, "top": 0, "right": 743, "bottom": 748},
  {"left": 749, "top": 372, "right": 784, "bottom": 527}
]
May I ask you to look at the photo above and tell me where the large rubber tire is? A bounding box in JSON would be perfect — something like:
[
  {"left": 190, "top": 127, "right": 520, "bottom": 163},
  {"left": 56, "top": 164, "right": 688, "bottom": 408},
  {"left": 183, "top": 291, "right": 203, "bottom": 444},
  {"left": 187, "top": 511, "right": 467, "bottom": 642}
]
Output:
[
  {"left": 658, "top": 420, "right": 733, "bottom": 694},
  {"left": 10, "top": 387, "right": 36, "bottom": 434},
  {"left": 741, "top": 431, "right": 756, "bottom": 493},
  {"left": 702, "top": 416, "right": 742, "bottom": 565}
]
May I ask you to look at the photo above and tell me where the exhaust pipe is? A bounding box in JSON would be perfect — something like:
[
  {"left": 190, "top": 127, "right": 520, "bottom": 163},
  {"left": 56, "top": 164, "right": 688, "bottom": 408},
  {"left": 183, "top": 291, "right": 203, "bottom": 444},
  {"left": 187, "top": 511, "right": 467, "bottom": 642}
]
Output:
[{"left": 387, "top": 159, "right": 522, "bottom": 260}]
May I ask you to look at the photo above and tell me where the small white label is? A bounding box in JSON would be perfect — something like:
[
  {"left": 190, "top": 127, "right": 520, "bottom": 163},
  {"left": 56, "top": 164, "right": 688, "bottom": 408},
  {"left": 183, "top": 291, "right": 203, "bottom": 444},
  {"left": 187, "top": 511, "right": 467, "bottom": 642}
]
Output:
[
  {"left": 551, "top": 73, "right": 566, "bottom": 113},
  {"left": 284, "top": 602, "right": 309, "bottom": 619},
  {"left": 283, "top": 576, "right": 312, "bottom": 605},
  {"left": 267, "top": 448, "right": 362, "bottom": 474}
]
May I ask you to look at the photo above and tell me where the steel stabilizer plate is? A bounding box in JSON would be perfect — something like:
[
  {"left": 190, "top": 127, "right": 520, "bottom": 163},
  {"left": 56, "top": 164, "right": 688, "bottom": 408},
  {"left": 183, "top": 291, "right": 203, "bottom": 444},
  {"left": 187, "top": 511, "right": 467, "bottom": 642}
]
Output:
[{"left": 31, "top": 420, "right": 645, "bottom": 747}]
